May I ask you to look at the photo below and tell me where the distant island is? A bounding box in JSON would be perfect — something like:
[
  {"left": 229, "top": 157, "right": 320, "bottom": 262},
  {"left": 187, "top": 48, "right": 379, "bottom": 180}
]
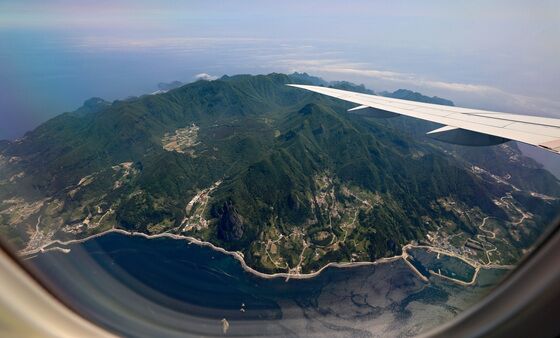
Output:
[{"left": 1, "top": 72, "right": 559, "bottom": 276}]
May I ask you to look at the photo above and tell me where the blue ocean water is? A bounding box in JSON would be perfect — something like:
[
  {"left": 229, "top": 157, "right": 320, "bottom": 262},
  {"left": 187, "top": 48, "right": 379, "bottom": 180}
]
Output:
[{"left": 27, "top": 233, "right": 506, "bottom": 337}]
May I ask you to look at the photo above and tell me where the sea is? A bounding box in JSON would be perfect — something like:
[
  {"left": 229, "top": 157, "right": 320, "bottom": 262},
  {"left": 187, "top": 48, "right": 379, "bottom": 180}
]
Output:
[{"left": 27, "top": 232, "right": 508, "bottom": 337}]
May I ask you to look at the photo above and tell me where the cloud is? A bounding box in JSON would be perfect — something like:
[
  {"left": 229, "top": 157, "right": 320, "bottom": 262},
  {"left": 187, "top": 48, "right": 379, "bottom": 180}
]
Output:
[
  {"left": 70, "top": 36, "right": 271, "bottom": 51},
  {"left": 27, "top": 30, "right": 560, "bottom": 118},
  {"left": 195, "top": 73, "right": 218, "bottom": 81},
  {"left": 277, "top": 58, "right": 560, "bottom": 117},
  {"left": 279, "top": 58, "right": 496, "bottom": 94}
]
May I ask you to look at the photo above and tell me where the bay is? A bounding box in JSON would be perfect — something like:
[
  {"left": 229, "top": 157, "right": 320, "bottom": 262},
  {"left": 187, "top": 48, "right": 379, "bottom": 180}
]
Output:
[{"left": 27, "top": 232, "right": 507, "bottom": 337}]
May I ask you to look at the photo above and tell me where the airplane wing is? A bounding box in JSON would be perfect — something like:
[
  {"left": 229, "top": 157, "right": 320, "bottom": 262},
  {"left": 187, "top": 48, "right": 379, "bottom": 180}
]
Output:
[{"left": 287, "top": 84, "right": 560, "bottom": 154}]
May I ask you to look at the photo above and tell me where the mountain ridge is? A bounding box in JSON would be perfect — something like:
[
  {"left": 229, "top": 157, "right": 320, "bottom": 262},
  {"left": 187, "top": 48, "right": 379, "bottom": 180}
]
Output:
[{"left": 1, "top": 73, "right": 558, "bottom": 273}]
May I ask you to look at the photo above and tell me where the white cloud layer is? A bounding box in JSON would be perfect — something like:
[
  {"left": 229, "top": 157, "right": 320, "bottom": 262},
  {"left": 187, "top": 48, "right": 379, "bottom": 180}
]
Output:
[
  {"left": 277, "top": 58, "right": 560, "bottom": 118},
  {"left": 60, "top": 35, "right": 560, "bottom": 118},
  {"left": 195, "top": 73, "right": 218, "bottom": 81}
]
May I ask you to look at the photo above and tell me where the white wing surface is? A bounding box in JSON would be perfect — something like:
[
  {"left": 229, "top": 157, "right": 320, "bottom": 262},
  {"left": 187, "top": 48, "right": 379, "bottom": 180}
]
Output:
[{"left": 288, "top": 84, "right": 560, "bottom": 154}]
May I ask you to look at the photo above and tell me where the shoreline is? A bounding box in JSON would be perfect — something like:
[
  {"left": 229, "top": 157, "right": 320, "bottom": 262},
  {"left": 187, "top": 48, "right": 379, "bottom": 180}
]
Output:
[{"left": 19, "top": 228, "right": 511, "bottom": 284}]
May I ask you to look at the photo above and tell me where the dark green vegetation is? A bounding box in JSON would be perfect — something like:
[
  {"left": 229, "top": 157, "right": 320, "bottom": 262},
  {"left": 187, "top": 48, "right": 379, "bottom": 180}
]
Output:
[{"left": 1, "top": 73, "right": 559, "bottom": 273}]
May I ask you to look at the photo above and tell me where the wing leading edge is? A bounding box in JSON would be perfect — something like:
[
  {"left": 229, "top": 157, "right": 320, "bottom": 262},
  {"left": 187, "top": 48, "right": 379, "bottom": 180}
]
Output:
[{"left": 287, "top": 84, "right": 560, "bottom": 154}]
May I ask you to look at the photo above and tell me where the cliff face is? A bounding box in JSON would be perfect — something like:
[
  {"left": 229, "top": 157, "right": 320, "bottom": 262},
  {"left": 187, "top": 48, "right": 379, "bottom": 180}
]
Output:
[{"left": 217, "top": 201, "right": 244, "bottom": 242}]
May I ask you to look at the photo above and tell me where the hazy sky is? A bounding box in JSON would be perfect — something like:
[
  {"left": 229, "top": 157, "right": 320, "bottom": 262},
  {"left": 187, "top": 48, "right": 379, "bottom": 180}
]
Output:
[{"left": 1, "top": 0, "right": 559, "bottom": 139}]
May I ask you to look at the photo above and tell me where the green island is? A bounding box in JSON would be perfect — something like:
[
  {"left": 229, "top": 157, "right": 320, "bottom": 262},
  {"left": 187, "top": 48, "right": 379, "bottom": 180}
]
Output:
[{"left": 1, "top": 73, "right": 559, "bottom": 281}]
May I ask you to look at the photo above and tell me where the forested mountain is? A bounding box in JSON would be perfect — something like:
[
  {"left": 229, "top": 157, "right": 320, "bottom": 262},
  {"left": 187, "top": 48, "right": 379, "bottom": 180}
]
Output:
[{"left": 1, "top": 73, "right": 558, "bottom": 273}]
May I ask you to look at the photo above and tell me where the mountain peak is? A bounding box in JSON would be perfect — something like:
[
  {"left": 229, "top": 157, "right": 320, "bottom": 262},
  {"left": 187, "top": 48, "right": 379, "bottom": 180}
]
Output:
[
  {"left": 83, "top": 97, "right": 109, "bottom": 107},
  {"left": 71, "top": 97, "right": 110, "bottom": 117},
  {"left": 157, "top": 81, "right": 184, "bottom": 91}
]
